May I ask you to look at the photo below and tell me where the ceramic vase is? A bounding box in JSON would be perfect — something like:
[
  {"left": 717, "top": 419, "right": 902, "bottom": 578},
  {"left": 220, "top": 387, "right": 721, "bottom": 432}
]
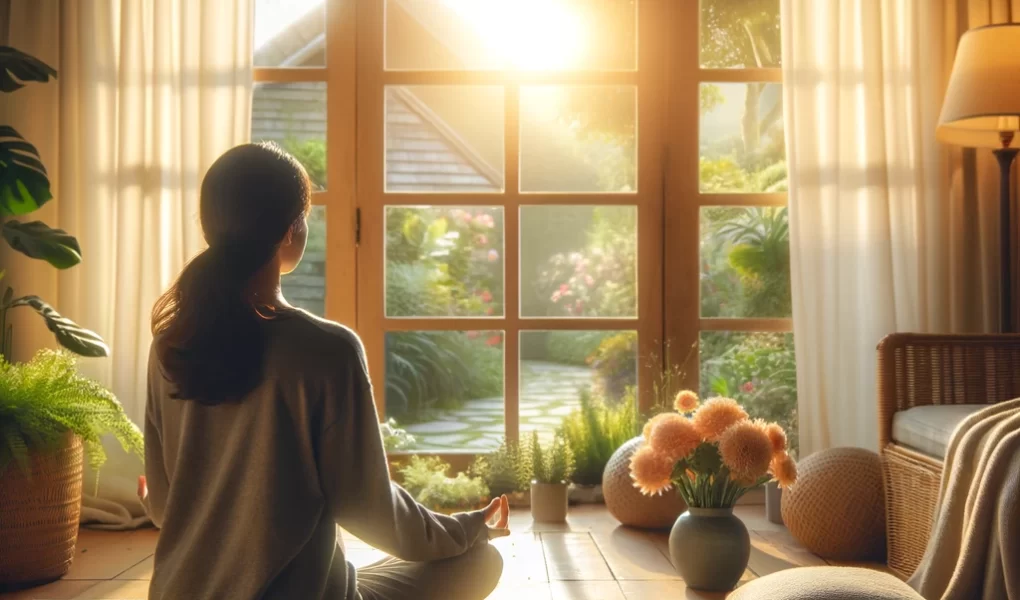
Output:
[{"left": 668, "top": 507, "right": 750, "bottom": 592}]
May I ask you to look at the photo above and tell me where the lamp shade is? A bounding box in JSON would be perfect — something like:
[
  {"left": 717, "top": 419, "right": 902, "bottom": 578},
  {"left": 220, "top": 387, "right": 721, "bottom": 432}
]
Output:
[{"left": 937, "top": 24, "right": 1020, "bottom": 149}]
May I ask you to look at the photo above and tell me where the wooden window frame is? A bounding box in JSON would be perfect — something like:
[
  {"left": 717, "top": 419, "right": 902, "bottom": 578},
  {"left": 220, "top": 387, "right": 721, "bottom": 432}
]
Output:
[{"left": 665, "top": 1, "right": 790, "bottom": 392}]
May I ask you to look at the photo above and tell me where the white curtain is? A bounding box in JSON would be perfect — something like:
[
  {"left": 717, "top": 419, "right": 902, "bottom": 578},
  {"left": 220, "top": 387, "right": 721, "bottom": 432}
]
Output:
[
  {"left": 1, "top": 0, "right": 252, "bottom": 526},
  {"left": 780, "top": 0, "right": 1009, "bottom": 455}
]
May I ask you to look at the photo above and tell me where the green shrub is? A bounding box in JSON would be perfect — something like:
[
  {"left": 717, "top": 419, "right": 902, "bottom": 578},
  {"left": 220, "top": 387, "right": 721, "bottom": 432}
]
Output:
[
  {"left": 557, "top": 389, "right": 638, "bottom": 485},
  {"left": 397, "top": 456, "right": 489, "bottom": 511},
  {"left": 545, "top": 331, "right": 613, "bottom": 366},
  {"left": 380, "top": 418, "right": 416, "bottom": 452},
  {"left": 280, "top": 137, "right": 326, "bottom": 190},
  {"left": 469, "top": 438, "right": 532, "bottom": 495},
  {"left": 529, "top": 432, "right": 575, "bottom": 484},
  {"left": 590, "top": 331, "right": 638, "bottom": 401},
  {"left": 0, "top": 350, "right": 143, "bottom": 484}
]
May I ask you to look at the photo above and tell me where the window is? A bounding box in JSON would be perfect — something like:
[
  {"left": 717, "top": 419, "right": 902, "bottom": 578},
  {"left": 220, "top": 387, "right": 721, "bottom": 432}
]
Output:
[{"left": 252, "top": 0, "right": 795, "bottom": 457}]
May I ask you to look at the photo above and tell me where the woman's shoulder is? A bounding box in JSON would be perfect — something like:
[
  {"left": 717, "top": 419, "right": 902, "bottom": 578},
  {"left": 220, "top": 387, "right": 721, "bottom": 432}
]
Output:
[{"left": 270, "top": 309, "right": 365, "bottom": 360}]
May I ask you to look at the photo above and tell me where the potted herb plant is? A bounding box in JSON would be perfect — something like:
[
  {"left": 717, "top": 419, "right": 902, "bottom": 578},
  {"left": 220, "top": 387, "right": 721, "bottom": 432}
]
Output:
[
  {"left": 528, "top": 432, "right": 575, "bottom": 523},
  {"left": 469, "top": 438, "right": 532, "bottom": 507},
  {"left": 558, "top": 389, "right": 636, "bottom": 504},
  {"left": 630, "top": 392, "right": 797, "bottom": 593},
  {"left": 397, "top": 456, "right": 490, "bottom": 514},
  {"left": 0, "top": 350, "right": 142, "bottom": 587}
]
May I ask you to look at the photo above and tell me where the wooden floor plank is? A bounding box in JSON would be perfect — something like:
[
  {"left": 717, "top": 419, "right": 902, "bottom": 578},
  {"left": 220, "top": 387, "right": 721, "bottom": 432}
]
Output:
[
  {"left": 542, "top": 533, "right": 614, "bottom": 581},
  {"left": 114, "top": 557, "right": 153, "bottom": 581},
  {"left": 491, "top": 533, "right": 549, "bottom": 584},
  {"left": 0, "top": 580, "right": 100, "bottom": 600},
  {"left": 64, "top": 529, "right": 158, "bottom": 581},
  {"left": 69, "top": 579, "right": 149, "bottom": 600},
  {"left": 589, "top": 528, "right": 679, "bottom": 581},
  {"left": 550, "top": 581, "right": 626, "bottom": 600}
]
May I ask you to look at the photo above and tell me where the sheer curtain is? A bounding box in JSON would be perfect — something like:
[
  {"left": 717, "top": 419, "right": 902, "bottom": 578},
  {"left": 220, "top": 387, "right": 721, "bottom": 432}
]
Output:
[
  {"left": 781, "top": 0, "right": 1013, "bottom": 456},
  {"left": 1, "top": 0, "right": 252, "bottom": 526}
]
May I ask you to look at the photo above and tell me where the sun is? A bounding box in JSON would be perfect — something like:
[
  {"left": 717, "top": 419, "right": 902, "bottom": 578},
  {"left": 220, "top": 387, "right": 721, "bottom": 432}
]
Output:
[{"left": 444, "top": 0, "right": 587, "bottom": 70}]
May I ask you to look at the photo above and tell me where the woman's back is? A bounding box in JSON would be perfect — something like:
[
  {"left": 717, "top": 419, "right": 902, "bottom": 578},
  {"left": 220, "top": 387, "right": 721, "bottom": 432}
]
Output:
[{"left": 146, "top": 312, "right": 363, "bottom": 598}]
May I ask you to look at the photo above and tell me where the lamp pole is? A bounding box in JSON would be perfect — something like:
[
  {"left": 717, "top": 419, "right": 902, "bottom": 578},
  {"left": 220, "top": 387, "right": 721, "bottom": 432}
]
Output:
[{"left": 996, "top": 131, "right": 1019, "bottom": 333}]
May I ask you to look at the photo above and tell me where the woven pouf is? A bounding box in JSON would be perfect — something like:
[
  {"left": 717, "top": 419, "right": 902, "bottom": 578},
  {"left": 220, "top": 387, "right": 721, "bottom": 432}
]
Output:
[
  {"left": 603, "top": 437, "right": 686, "bottom": 529},
  {"left": 729, "top": 567, "right": 923, "bottom": 599},
  {"left": 781, "top": 447, "right": 886, "bottom": 561}
]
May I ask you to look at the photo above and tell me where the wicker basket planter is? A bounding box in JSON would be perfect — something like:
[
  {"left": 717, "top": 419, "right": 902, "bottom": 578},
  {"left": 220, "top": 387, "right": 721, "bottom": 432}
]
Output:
[{"left": 0, "top": 434, "right": 85, "bottom": 587}]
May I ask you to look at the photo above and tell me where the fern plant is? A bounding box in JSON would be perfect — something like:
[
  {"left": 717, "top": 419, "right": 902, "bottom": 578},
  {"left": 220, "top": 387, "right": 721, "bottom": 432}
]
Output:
[
  {"left": 558, "top": 390, "right": 638, "bottom": 485},
  {"left": 0, "top": 350, "right": 142, "bottom": 483},
  {"left": 469, "top": 437, "right": 532, "bottom": 495}
]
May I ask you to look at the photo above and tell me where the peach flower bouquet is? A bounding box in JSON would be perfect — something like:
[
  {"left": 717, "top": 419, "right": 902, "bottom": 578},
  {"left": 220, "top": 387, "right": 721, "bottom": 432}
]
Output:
[{"left": 629, "top": 391, "right": 797, "bottom": 508}]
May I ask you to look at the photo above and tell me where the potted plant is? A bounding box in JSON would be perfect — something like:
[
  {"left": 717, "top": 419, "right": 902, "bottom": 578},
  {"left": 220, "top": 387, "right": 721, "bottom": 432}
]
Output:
[
  {"left": 630, "top": 391, "right": 797, "bottom": 593},
  {"left": 0, "top": 350, "right": 142, "bottom": 588},
  {"left": 528, "top": 432, "right": 576, "bottom": 523},
  {"left": 558, "top": 389, "right": 636, "bottom": 504},
  {"left": 397, "top": 456, "right": 490, "bottom": 514},
  {"left": 469, "top": 438, "right": 532, "bottom": 507}
]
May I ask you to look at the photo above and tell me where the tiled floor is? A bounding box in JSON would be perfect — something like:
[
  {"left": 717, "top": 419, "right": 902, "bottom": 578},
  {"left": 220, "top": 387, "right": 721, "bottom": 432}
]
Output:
[{"left": 1, "top": 505, "right": 891, "bottom": 599}]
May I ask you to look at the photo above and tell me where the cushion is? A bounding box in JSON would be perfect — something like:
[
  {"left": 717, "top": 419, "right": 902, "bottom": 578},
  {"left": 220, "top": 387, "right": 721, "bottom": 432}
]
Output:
[
  {"left": 892, "top": 404, "right": 986, "bottom": 458},
  {"left": 729, "top": 567, "right": 923, "bottom": 599}
]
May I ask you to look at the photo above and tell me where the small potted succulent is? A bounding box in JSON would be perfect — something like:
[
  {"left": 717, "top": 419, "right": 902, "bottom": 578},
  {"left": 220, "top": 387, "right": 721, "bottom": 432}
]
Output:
[
  {"left": 630, "top": 391, "right": 797, "bottom": 593},
  {"left": 528, "top": 432, "right": 576, "bottom": 523}
]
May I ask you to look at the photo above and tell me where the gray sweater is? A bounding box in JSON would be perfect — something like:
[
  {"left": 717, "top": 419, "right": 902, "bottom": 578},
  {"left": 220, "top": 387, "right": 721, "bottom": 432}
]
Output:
[{"left": 143, "top": 311, "right": 487, "bottom": 599}]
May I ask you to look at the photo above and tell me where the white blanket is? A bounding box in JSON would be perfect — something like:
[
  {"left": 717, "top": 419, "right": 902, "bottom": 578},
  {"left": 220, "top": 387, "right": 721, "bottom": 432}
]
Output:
[
  {"left": 79, "top": 435, "right": 151, "bottom": 530},
  {"left": 908, "top": 398, "right": 1020, "bottom": 600}
]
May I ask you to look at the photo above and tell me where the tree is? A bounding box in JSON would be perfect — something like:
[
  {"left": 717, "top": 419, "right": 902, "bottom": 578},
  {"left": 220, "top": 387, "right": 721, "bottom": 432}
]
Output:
[{"left": 700, "top": 0, "right": 782, "bottom": 155}]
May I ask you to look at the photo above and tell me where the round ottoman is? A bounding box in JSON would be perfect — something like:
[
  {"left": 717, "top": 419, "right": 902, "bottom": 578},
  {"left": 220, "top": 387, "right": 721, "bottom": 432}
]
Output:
[
  {"left": 729, "top": 567, "right": 923, "bottom": 599},
  {"left": 603, "top": 437, "right": 686, "bottom": 529},
  {"left": 781, "top": 447, "right": 886, "bottom": 561}
]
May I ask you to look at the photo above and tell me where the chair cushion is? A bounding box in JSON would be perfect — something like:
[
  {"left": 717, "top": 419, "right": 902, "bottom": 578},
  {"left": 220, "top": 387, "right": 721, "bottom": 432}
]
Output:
[
  {"left": 891, "top": 404, "right": 986, "bottom": 458},
  {"left": 729, "top": 566, "right": 923, "bottom": 599}
]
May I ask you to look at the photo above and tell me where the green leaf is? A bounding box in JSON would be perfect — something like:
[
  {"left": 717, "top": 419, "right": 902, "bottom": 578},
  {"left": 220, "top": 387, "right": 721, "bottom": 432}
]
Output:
[
  {"left": 0, "top": 46, "right": 57, "bottom": 93},
  {"left": 0, "top": 126, "right": 52, "bottom": 216},
  {"left": 2, "top": 220, "right": 82, "bottom": 268},
  {"left": 7, "top": 296, "right": 108, "bottom": 357}
]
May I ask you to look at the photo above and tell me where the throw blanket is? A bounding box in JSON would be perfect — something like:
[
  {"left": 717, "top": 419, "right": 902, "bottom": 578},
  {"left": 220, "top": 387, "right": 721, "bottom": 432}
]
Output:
[
  {"left": 908, "top": 398, "right": 1020, "bottom": 600},
  {"left": 79, "top": 435, "right": 151, "bottom": 530}
]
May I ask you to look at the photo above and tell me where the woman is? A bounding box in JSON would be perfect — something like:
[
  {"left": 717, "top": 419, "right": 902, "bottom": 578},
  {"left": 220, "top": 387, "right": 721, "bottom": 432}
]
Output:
[{"left": 141, "top": 143, "right": 508, "bottom": 599}]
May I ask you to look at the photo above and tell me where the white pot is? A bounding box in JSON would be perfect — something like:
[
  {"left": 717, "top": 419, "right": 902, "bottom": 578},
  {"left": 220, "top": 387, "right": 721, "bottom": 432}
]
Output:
[{"left": 530, "top": 482, "right": 569, "bottom": 523}]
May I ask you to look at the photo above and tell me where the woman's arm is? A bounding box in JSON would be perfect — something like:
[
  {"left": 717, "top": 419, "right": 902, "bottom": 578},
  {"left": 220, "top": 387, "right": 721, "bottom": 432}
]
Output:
[
  {"left": 142, "top": 361, "right": 170, "bottom": 529},
  {"left": 316, "top": 334, "right": 488, "bottom": 563}
]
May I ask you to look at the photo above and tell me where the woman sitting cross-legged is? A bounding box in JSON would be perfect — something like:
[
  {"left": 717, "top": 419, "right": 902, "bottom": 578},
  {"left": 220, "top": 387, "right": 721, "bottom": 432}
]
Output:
[{"left": 140, "top": 142, "right": 508, "bottom": 600}]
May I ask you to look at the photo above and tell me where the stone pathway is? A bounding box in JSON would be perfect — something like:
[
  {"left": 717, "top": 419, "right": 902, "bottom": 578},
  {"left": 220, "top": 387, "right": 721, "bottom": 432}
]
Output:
[{"left": 401, "top": 361, "right": 594, "bottom": 451}]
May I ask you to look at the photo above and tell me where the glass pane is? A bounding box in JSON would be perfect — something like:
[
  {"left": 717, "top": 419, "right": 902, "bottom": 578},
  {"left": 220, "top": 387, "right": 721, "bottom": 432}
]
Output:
[
  {"left": 385, "top": 206, "right": 504, "bottom": 318},
  {"left": 520, "top": 330, "right": 638, "bottom": 477},
  {"left": 700, "top": 206, "right": 791, "bottom": 318},
  {"left": 254, "top": 0, "right": 326, "bottom": 67},
  {"left": 700, "top": 332, "right": 798, "bottom": 454},
  {"left": 520, "top": 206, "right": 637, "bottom": 318},
  {"left": 700, "top": 0, "right": 781, "bottom": 68},
  {"left": 385, "top": 0, "right": 637, "bottom": 71},
  {"left": 520, "top": 86, "right": 637, "bottom": 193},
  {"left": 385, "top": 86, "right": 504, "bottom": 193},
  {"left": 252, "top": 82, "right": 327, "bottom": 191},
  {"left": 282, "top": 206, "right": 327, "bottom": 316},
  {"left": 386, "top": 330, "right": 505, "bottom": 452},
  {"left": 699, "top": 83, "right": 786, "bottom": 194}
]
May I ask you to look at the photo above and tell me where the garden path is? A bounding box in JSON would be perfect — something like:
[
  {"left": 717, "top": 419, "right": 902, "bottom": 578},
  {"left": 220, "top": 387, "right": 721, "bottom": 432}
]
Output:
[{"left": 401, "top": 361, "right": 593, "bottom": 451}]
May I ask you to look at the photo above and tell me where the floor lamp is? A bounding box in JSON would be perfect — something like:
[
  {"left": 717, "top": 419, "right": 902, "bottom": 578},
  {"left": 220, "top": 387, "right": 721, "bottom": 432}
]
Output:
[{"left": 938, "top": 23, "right": 1020, "bottom": 333}]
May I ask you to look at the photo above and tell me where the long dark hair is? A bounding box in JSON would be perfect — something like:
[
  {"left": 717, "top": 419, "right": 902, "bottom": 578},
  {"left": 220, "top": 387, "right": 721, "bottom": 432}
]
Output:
[{"left": 152, "top": 143, "right": 311, "bottom": 404}]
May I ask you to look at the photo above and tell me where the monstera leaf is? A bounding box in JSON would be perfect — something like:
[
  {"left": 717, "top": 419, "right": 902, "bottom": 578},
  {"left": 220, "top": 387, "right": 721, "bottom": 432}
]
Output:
[
  {"left": 4, "top": 296, "right": 108, "bottom": 357},
  {"left": 0, "top": 126, "right": 51, "bottom": 216},
  {"left": 0, "top": 46, "right": 57, "bottom": 92},
  {"left": 2, "top": 220, "right": 82, "bottom": 268}
]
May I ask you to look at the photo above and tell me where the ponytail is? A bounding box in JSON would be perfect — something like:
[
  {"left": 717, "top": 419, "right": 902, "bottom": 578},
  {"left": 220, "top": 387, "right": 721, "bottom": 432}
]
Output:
[{"left": 152, "top": 143, "right": 311, "bottom": 404}]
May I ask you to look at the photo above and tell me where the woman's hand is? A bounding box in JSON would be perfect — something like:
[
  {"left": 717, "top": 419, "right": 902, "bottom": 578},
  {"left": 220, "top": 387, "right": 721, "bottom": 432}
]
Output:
[
  {"left": 138, "top": 475, "right": 148, "bottom": 502},
  {"left": 483, "top": 494, "right": 510, "bottom": 539}
]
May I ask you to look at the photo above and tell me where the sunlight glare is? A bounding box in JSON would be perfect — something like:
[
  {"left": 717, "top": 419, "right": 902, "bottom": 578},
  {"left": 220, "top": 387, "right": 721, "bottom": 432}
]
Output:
[{"left": 443, "top": 0, "right": 587, "bottom": 70}]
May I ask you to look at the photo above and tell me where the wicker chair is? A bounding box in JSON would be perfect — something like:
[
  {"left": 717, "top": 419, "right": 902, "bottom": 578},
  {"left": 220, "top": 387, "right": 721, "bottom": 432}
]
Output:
[{"left": 877, "top": 333, "right": 1020, "bottom": 578}]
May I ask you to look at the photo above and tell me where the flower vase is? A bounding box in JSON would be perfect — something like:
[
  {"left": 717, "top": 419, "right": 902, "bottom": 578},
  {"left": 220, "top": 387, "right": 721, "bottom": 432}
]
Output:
[{"left": 668, "top": 507, "right": 750, "bottom": 592}]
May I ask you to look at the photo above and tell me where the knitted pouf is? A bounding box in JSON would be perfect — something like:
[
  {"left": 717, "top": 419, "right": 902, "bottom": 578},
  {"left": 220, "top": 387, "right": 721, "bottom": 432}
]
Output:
[
  {"left": 781, "top": 447, "right": 886, "bottom": 561},
  {"left": 602, "top": 437, "right": 686, "bottom": 529},
  {"left": 729, "top": 567, "right": 923, "bottom": 599}
]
